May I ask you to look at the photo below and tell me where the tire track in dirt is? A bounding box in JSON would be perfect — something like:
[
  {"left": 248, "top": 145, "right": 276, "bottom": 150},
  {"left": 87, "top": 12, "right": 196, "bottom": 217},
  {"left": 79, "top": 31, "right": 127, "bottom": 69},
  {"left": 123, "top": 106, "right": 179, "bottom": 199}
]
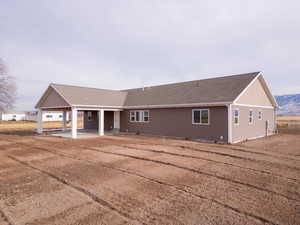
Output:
[
  {"left": 12, "top": 144, "right": 278, "bottom": 225},
  {"left": 0, "top": 209, "right": 13, "bottom": 225},
  {"left": 15, "top": 136, "right": 300, "bottom": 171},
  {"left": 6, "top": 140, "right": 300, "bottom": 201},
  {"left": 87, "top": 146, "right": 300, "bottom": 203},
  {"left": 223, "top": 145, "right": 300, "bottom": 162},
  {"left": 173, "top": 145, "right": 300, "bottom": 172},
  {"left": 10, "top": 137, "right": 299, "bottom": 182},
  {"left": 121, "top": 145, "right": 299, "bottom": 182},
  {"left": 102, "top": 135, "right": 300, "bottom": 162},
  {"left": 6, "top": 155, "right": 144, "bottom": 225},
  {"left": 4, "top": 138, "right": 297, "bottom": 224}
]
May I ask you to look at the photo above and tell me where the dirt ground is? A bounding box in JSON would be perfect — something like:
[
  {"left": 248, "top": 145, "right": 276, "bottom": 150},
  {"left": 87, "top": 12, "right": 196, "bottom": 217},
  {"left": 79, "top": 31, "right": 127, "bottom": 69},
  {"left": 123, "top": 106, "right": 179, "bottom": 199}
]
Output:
[{"left": 0, "top": 132, "right": 299, "bottom": 225}]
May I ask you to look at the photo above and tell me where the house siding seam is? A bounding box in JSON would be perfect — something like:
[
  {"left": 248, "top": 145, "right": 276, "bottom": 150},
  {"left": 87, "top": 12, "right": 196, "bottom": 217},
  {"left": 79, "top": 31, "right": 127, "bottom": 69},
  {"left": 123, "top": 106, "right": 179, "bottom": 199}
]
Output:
[{"left": 120, "top": 107, "right": 228, "bottom": 142}]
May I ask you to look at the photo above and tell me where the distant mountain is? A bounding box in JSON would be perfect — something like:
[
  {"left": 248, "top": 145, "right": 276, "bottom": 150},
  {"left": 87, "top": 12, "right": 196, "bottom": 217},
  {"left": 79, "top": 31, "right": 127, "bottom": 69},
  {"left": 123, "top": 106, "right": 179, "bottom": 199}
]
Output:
[{"left": 275, "top": 94, "right": 300, "bottom": 115}]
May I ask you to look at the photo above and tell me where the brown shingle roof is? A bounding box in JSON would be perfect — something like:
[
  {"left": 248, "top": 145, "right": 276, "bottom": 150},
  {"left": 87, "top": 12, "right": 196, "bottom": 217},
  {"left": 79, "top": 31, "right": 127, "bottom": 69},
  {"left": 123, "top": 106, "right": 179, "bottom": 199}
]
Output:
[{"left": 45, "top": 72, "right": 260, "bottom": 108}]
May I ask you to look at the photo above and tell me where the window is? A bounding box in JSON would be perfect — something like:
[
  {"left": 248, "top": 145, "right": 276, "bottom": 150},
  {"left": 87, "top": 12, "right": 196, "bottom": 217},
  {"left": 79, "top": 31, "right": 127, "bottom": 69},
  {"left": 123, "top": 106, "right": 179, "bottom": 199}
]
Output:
[
  {"left": 192, "top": 109, "right": 209, "bottom": 125},
  {"left": 234, "top": 109, "right": 239, "bottom": 125},
  {"left": 135, "top": 111, "right": 140, "bottom": 122},
  {"left": 249, "top": 110, "right": 253, "bottom": 124},
  {"left": 87, "top": 111, "right": 93, "bottom": 121},
  {"left": 59, "top": 115, "right": 63, "bottom": 118},
  {"left": 130, "top": 111, "right": 135, "bottom": 122},
  {"left": 46, "top": 115, "right": 53, "bottom": 118},
  {"left": 258, "top": 111, "right": 262, "bottom": 120},
  {"left": 143, "top": 111, "right": 149, "bottom": 122},
  {"left": 129, "top": 110, "right": 149, "bottom": 122}
]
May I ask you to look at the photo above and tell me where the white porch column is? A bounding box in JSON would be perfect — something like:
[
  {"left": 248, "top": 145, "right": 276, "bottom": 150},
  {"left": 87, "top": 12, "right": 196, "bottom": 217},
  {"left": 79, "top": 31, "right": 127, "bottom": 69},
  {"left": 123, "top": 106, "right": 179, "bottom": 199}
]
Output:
[
  {"left": 98, "top": 109, "right": 104, "bottom": 136},
  {"left": 113, "top": 111, "right": 120, "bottom": 129},
  {"left": 37, "top": 108, "right": 43, "bottom": 134},
  {"left": 62, "top": 111, "right": 67, "bottom": 131},
  {"left": 72, "top": 108, "right": 78, "bottom": 139}
]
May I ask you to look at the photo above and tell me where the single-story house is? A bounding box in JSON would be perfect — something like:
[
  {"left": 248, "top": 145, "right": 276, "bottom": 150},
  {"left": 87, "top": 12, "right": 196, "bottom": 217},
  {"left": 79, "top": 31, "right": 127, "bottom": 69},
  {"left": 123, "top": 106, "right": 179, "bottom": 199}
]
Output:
[
  {"left": 0, "top": 111, "right": 26, "bottom": 121},
  {"left": 35, "top": 72, "right": 278, "bottom": 143}
]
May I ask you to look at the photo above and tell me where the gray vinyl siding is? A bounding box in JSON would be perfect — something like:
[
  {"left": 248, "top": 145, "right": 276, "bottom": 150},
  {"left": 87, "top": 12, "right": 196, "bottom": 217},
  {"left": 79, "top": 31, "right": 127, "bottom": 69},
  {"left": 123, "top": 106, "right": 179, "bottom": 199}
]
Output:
[
  {"left": 231, "top": 106, "right": 276, "bottom": 143},
  {"left": 120, "top": 107, "right": 228, "bottom": 142}
]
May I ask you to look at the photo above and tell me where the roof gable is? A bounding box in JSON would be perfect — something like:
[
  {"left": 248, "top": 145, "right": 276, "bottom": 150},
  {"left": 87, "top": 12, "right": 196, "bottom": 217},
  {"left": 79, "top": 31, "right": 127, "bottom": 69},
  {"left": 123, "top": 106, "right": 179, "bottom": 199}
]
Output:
[
  {"left": 50, "top": 84, "right": 128, "bottom": 107},
  {"left": 35, "top": 86, "right": 70, "bottom": 108},
  {"left": 234, "top": 74, "right": 278, "bottom": 107}
]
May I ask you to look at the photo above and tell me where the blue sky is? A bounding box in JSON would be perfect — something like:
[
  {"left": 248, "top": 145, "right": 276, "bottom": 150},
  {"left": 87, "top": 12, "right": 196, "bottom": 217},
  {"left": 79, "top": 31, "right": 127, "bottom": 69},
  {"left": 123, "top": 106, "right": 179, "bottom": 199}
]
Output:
[{"left": 1, "top": 0, "right": 299, "bottom": 110}]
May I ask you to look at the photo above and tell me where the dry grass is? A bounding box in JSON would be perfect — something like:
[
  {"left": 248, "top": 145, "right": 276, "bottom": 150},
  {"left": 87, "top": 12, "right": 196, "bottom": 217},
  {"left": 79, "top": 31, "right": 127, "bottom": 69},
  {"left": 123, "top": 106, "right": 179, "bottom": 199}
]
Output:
[
  {"left": 0, "top": 121, "right": 83, "bottom": 135},
  {"left": 277, "top": 115, "right": 300, "bottom": 122},
  {"left": 276, "top": 115, "right": 300, "bottom": 134}
]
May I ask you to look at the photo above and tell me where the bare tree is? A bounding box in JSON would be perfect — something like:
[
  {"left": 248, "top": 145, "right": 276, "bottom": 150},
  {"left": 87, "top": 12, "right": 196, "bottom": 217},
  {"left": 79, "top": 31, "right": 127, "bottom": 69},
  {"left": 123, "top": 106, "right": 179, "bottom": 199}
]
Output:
[{"left": 0, "top": 58, "right": 16, "bottom": 111}]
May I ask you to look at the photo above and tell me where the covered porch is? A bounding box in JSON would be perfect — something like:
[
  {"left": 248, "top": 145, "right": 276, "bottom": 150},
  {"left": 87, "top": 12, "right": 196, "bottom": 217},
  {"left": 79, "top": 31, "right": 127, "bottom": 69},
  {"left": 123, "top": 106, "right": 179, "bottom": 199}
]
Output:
[
  {"left": 37, "top": 107, "right": 122, "bottom": 139},
  {"left": 35, "top": 83, "right": 126, "bottom": 139}
]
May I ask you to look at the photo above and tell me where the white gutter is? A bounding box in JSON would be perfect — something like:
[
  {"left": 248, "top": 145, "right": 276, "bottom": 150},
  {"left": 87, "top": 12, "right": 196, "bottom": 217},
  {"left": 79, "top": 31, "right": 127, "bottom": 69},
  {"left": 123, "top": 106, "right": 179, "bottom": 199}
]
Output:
[
  {"left": 71, "top": 102, "right": 232, "bottom": 109},
  {"left": 123, "top": 102, "right": 232, "bottom": 109}
]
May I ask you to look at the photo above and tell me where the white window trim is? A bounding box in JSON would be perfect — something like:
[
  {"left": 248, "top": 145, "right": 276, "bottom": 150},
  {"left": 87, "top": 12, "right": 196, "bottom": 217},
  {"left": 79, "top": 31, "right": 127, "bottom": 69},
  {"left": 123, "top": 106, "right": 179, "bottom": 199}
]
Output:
[
  {"left": 258, "top": 111, "right": 262, "bottom": 120},
  {"left": 143, "top": 110, "right": 150, "bottom": 122},
  {"left": 129, "top": 110, "right": 150, "bottom": 123},
  {"left": 249, "top": 109, "right": 253, "bottom": 124},
  {"left": 233, "top": 109, "right": 239, "bottom": 126},
  {"left": 192, "top": 109, "right": 210, "bottom": 125},
  {"left": 130, "top": 111, "right": 135, "bottom": 122}
]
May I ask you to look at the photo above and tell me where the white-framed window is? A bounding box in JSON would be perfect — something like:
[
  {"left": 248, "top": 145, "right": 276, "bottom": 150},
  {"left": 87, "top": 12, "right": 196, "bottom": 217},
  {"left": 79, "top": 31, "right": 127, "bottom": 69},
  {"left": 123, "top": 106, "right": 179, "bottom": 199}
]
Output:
[
  {"left": 46, "top": 115, "right": 53, "bottom": 118},
  {"left": 59, "top": 115, "right": 63, "bottom": 118},
  {"left": 130, "top": 110, "right": 150, "bottom": 122},
  {"left": 143, "top": 111, "right": 149, "bottom": 122},
  {"left": 130, "top": 111, "right": 135, "bottom": 122},
  {"left": 234, "top": 109, "right": 239, "bottom": 125},
  {"left": 249, "top": 110, "right": 253, "bottom": 124},
  {"left": 87, "top": 111, "right": 93, "bottom": 121},
  {"left": 258, "top": 111, "right": 262, "bottom": 120},
  {"left": 192, "top": 109, "right": 209, "bottom": 125}
]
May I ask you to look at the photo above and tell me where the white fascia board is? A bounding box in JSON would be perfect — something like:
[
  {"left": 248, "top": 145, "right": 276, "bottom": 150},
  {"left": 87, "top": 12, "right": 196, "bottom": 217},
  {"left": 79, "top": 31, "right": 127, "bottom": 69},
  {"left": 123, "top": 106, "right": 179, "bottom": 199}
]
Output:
[
  {"left": 35, "top": 85, "right": 72, "bottom": 109},
  {"left": 76, "top": 107, "right": 123, "bottom": 111},
  {"left": 72, "top": 104, "right": 124, "bottom": 109},
  {"left": 124, "top": 102, "right": 232, "bottom": 109},
  {"left": 35, "top": 86, "right": 52, "bottom": 109},
  {"left": 232, "top": 104, "right": 274, "bottom": 109},
  {"left": 233, "top": 72, "right": 261, "bottom": 104},
  {"left": 72, "top": 102, "right": 231, "bottom": 110},
  {"left": 257, "top": 75, "right": 279, "bottom": 108}
]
